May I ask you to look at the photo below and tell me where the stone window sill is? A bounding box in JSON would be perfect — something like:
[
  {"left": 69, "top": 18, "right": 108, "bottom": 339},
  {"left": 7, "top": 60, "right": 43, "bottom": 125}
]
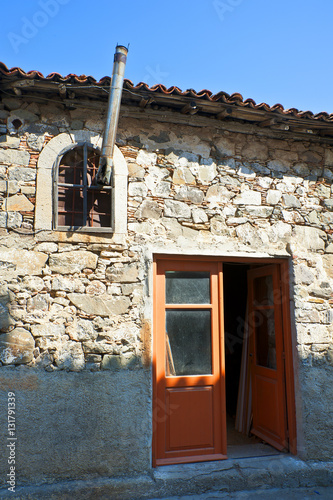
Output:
[
  {"left": 56, "top": 226, "right": 116, "bottom": 234},
  {"left": 35, "top": 230, "right": 126, "bottom": 244}
]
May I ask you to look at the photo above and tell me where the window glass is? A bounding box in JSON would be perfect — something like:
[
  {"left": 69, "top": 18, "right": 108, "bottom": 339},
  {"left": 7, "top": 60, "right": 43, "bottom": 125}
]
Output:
[
  {"left": 165, "top": 271, "right": 210, "bottom": 304},
  {"left": 254, "top": 309, "right": 277, "bottom": 370},
  {"left": 166, "top": 309, "right": 212, "bottom": 376},
  {"left": 253, "top": 275, "right": 274, "bottom": 306}
]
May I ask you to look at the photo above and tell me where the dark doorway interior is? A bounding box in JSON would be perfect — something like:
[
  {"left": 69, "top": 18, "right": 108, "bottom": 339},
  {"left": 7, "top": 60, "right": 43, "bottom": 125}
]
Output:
[{"left": 223, "top": 263, "right": 249, "bottom": 419}]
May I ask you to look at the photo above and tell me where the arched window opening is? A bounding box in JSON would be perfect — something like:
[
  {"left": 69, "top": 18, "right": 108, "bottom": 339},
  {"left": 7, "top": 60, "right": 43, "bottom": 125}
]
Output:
[{"left": 55, "top": 143, "right": 111, "bottom": 229}]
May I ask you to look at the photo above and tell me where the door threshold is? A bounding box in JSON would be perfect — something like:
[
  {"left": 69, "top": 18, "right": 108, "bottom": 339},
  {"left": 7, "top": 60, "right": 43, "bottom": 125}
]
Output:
[
  {"left": 227, "top": 442, "right": 284, "bottom": 459},
  {"left": 153, "top": 452, "right": 293, "bottom": 476},
  {"left": 155, "top": 453, "right": 227, "bottom": 466}
]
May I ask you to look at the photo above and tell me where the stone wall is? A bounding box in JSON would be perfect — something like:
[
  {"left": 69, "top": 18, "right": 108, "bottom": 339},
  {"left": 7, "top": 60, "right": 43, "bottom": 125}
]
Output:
[{"left": 0, "top": 96, "right": 332, "bottom": 485}]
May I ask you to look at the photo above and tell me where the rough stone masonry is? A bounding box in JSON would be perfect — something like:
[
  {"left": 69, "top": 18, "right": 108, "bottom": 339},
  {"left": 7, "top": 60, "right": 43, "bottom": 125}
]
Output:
[{"left": 0, "top": 87, "right": 332, "bottom": 491}]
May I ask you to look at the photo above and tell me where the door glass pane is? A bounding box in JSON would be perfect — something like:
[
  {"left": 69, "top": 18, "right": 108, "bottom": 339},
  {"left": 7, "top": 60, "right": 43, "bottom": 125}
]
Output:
[
  {"left": 253, "top": 275, "right": 274, "bottom": 306},
  {"left": 165, "top": 272, "right": 210, "bottom": 304},
  {"left": 166, "top": 309, "right": 212, "bottom": 376},
  {"left": 254, "top": 309, "right": 276, "bottom": 369}
]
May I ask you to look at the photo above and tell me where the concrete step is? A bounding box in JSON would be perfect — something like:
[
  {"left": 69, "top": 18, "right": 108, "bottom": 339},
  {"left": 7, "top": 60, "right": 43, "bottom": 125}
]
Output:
[
  {"left": 148, "top": 486, "right": 333, "bottom": 499},
  {"left": 1, "top": 455, "right": 332, "bottom": 499}
]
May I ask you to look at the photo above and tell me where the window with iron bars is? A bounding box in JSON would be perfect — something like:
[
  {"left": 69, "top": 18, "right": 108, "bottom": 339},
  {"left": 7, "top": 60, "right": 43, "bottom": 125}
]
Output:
[{"left": 54, "top": 143, "right": 112, "bottom": 229}]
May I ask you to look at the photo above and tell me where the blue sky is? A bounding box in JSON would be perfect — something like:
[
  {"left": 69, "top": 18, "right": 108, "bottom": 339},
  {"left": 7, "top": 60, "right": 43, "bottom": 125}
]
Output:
[{"left": 1, "top": 0, "right": 333, "bottom": 114}]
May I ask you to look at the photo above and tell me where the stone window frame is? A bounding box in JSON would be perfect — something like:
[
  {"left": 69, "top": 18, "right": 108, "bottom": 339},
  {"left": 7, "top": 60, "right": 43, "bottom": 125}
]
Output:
[{"left": 35, "top": 130, "right": 128, "bottom": 234}]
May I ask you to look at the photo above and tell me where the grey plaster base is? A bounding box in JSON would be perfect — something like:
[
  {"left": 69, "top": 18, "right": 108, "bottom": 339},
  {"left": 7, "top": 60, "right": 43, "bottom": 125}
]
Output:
[
  {"left": 0, "top": 367, "right": 151, "bottom": 485},
  {"left": 1, "top": 456, "right": 332, "bottom": 500}
]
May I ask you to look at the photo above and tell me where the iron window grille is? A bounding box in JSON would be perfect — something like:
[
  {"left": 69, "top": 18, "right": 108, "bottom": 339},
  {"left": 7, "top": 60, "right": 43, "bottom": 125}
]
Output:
[{"left": 53, "top": 142, "right": 112, "bottom": 231}]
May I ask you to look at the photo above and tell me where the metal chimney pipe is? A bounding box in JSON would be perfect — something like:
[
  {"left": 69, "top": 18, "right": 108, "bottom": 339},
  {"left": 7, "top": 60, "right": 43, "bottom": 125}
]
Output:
[{"left": 96, "top": 45, "right": 128, "bottom": 185}]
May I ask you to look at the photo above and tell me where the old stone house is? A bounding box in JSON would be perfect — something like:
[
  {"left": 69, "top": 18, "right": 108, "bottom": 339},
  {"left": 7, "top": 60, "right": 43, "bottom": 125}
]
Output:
[{"left": 0, "top": 58, "right": 332, "bottom": 498}]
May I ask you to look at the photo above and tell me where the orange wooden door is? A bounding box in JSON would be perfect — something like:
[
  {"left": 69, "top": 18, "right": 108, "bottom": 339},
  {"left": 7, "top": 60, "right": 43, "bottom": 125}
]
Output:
[
  {"left": 153, "top": 259, "right": 226, "bottom": 466},
  {"left": 247, "top": 265, "right": 288, "bottom": 451}
]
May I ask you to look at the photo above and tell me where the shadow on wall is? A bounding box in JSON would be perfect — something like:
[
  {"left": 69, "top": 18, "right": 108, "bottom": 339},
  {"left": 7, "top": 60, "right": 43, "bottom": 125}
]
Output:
[
  {"left": 0, "top": 291, "right": 12, "bottom": 331},
  {"left": 0, "top": 290, "right": 34, "bottom": 366},
  {"left": 0, "top": 290, "right": 17, "bottom": 363}
]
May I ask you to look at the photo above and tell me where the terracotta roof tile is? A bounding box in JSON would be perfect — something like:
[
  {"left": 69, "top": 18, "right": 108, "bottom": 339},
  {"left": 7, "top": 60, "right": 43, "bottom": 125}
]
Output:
[{"left": 1, "top": 62, "right": 333, "bottom": 123}]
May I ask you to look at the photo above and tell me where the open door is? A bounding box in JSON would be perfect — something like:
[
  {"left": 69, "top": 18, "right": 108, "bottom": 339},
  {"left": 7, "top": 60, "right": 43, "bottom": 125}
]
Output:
[
  {"left": 153, "top": 259, "right": 226, "bottom": 465},
  {"left": 153, "top": 257, "right": 295, "bottom": 465},
  {"left": 247, "top": 265, "right": 288, "bottom": 451}
]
